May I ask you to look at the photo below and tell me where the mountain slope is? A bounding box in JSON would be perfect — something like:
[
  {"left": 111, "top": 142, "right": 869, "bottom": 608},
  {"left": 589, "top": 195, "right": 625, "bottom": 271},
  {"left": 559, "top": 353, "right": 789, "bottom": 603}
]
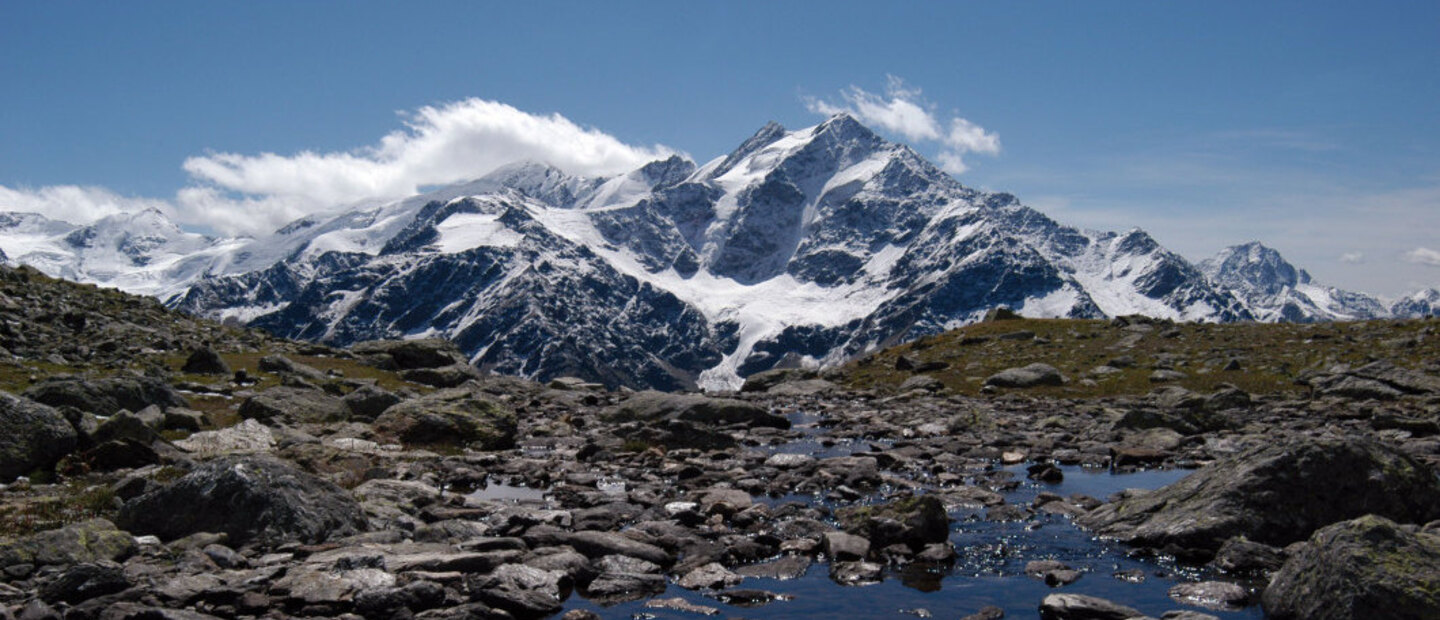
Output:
[
  {"left": 170, "top": 115, "right": 1267, "bottom": 389},
  {"left": 1200, "top": 242, "right": 1389, "bottom": 322}
]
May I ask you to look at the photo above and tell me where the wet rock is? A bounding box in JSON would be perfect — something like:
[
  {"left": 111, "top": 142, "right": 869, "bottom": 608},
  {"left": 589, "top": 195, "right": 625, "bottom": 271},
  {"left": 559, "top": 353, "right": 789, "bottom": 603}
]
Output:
[
  {"left": 735, "top": 554, "right": 811, "bottom": 580},
  {"left": 830, "top": 560, "right": 883, "bottom": 585},
  {"left": 374, "top": 386, "right": 517, "bottom": 449},
  {"left": 352, "top": 339, "right": 467, "bottom": 370},
  {"left": 820, "top": 531, "right": 870, "bottom": 562},
  {"left": 1027, "top": 463, "right": 1064, "bottom": 483},
  {"left": 181, "top": 347, "right": 230, "bottom": 375},
  {"left": 0, "top": 391, "right": 76, "bottom": 481},
  {"left": 238, "top": 386, "right": 348, "bottom": 424},
  {"left": 838, "top": 495, "right": 949, "bottom": 551},
  {"left": 0, "top": 518, "right": 136, "bottom": 569},
  {"left": 173, "top": 419, "right": 275, "bottom": 457},
  {"left": 1080, "top": 436, "right": 1440, "bottom": 554},
  {"left": 960, "top": 606, "right": 1006, "bottom": 620},
  {"left": 467, "top": 564, "right": 568, "bottom": 619},
  {"left": 1168, "top": 581, "right": 1247, "bottom": 611},
  {"left": 985, "top": 363, "right": 1065, "bottom": 388},
  {"left": 38, "top": 561, "right": 130, "bottom": 604},
  {"left": 117, "top": 455, "right": 366, "bottom": 546},
  {"left": 606, "top": 391, "right": 789, "bottom": 429},
  {"left": 1262, "top": 515, "right": 1440, "bottom": 620},
  {"left": 23, "top": 375, "right": 187, "bottom": 417},
  {"left": 678, "top": 562, "right": 743, "bottom": 590},
  {"left": 1038, "top": 593, "right": 1144, "bottom": 620},
  {"left": 1210, "top": 537, "right": 1286, "bottom": 574}
]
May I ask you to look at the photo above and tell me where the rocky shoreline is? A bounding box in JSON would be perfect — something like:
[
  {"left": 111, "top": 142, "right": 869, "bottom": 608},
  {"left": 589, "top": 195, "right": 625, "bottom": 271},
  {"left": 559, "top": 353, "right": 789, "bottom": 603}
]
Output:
[{"left": 0, "top": 266, "right": 1437, "bottom": 619}]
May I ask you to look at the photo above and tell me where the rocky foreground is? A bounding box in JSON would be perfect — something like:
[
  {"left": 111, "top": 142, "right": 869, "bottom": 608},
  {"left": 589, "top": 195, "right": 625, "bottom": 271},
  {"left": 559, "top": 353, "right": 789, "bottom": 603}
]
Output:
[{"left": 0, "top": 265, "right": 1438, "bottom": 619}]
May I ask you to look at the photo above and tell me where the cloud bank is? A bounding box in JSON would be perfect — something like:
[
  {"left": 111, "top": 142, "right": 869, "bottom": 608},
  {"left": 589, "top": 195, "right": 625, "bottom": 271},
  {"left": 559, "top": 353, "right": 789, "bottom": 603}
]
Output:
[
  {"left": 0, "top": 99, "right": 675, "bottom": 236},
  {"left": 1406, "top": 247, "right": 1440, "bottom": 267},
  {"left": 806, "top": 76, "right": 999, "bottom": 174}
]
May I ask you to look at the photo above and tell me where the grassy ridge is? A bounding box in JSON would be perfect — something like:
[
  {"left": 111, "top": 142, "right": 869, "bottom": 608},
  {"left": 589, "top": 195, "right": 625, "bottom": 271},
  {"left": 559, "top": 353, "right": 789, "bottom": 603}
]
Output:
[{"left": 840, "top": 316, "right": 1440, "bottom": 398}]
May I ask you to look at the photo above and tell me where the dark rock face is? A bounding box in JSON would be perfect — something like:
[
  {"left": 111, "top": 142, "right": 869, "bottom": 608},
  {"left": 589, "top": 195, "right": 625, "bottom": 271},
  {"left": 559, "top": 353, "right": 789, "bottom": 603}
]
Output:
[
  {"left": 23, "top": 375, "right": 187, "bottom": 417},
  {"left": 373, "top": 386, "right": 517, "bottom": 449},
  {"left": 38, "top": 560, "right": 130, "bottom": 604},
  {"left": 1080, "top": 436, "right": 1440, "bottom": 554},
  {"left": 116, "top": 455, "right": 366, "bottom": 546},
  {"left": 1262, "top": 515, "right": 1440, "bottom": 620},
  {"left": 0, "top": 391, "right": 77, "bottom": 481}
]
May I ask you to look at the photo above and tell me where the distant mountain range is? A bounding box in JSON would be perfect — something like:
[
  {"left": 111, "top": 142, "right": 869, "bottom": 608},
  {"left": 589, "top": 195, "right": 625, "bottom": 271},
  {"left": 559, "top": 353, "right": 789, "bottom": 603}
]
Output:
[{"left": 3, "top": 114, "right": 1436, "bottom": 390}]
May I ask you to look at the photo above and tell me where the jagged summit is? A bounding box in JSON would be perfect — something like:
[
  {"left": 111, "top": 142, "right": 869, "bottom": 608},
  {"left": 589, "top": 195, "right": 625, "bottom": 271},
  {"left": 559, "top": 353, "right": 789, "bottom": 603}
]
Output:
[{"left": 2, "top": 116, "right": 1435, "bottom": 390}]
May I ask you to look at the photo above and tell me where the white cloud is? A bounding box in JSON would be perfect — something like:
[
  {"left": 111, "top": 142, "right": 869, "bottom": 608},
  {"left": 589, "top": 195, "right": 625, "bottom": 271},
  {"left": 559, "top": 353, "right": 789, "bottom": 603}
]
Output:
[
  {"left": 806, "top": 76, "right": 999, "bottom": 174},
  {"left": 1339, "top": 251, "right": 1365, "bottom": 264},
  {"left": 1405, "top": 247, "right": 1440, "bottom": 267},
  {"left": 0, "top": 184, "right": 173, "bottom": 226},
  {"left": 176, "top": 98, "right": 676, "bottom": 235},
  {"left": 1, "top": 99, "right": 676, "bottom": 236}
]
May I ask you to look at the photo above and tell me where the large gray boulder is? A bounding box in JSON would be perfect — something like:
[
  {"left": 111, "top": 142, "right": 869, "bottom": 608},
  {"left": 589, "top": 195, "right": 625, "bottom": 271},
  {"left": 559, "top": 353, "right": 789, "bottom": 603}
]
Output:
[
  {"left": 1080, "top": 436, "right": 1440, "bottom": 554},
  {"left": 1262, "top": 515, "right": 1440, "bottom": 620},
  {"left": 0, "top": 391, "right": 77, "bottom": 481},
  {"left": 238, "top": 386, "right": 349, "bottom": 425},
  {"left": 373, "top": 385, "right": 516, "bottom": 449},
  {"left": 352, "top": 339, "right": 466, "bottom": 370},
  {"left": 0, "top": 518, "right": 136, "bottom": 569},
  {"left": 23, "top": 375, "right": 187, "bottom": 416},
  {"left": 116, "top": 455, "right": 366, "bottom": 546},
  {"left": 606, "top": 391, "right": 789, "bottom": 429},
  {"left": 985, "top": 363, "right": 1065, "bottom": 388}
]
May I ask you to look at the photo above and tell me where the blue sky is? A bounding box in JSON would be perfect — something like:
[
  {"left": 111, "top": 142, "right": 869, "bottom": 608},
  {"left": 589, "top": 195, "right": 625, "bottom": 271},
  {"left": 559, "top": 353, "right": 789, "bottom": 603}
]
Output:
[{"left": 2, "top": 1, "right": 1438, "bottom": 295}]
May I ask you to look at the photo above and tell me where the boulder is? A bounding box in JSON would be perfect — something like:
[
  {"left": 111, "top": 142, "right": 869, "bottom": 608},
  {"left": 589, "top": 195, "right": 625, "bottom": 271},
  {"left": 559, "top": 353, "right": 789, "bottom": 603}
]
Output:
[
  {"left": 1168, "top": 581, "right": 1248, "bottom": 610},
  {"left": 256, "top": 354, "right": 329, "bottom": 382},
  {"left": 1262, "top": 515, "right": 1440, "bottom": 620},
  {"left": 984, "top": 363, "right": 1065, "bottom": 388},
  {"left": 1038, "top": 593, "right": 1144, "bottom": 620},
  {"left": 23, "top": 375, "right": 187, "bottom": 416},
  {"left": 341, "top": 384, "right": 402, "bottom": 421},
  {"left": 38, "top": 560, "right": 130, "bottom": 604},
  {"left": 400, "top": 363, "right": 482, "bottom": 388},
  {"left": 606, "top": 391, "right": 789, "bottom": 429},
  {"left": 116, "top": 455, "right": 366, "bottom": 546},
  {"left": 0, "top": 518, "right": 136, "bottom": 569},
  {"left": 838, "top": 495, "right": 950, "bottom": 551},
  {"left": 466, "top": 564, "right": 568, "bottom": 618},
  {"left": 173, "top": 419, "right": 276, "bottom": 457},
  {"left": 740, "top": 368, "right": 817, "bottom": 393},
  {"left": 352, "top": 339, "right": 467, "bottom": 370},
  {"left": 0, "top": 391, "right": 76, "bottom": 481},
  {"left": 373, "top": 386, "right": 517, "bottom": 449},
  {"left": 1080, "top": 436, "right": 1440, "bottom": 554},
  {"left": 238, "top": 386, "right": 348, "bottom": 424},
  {"left": 181, "top": 347, "right": 230, "bottom": 375}
]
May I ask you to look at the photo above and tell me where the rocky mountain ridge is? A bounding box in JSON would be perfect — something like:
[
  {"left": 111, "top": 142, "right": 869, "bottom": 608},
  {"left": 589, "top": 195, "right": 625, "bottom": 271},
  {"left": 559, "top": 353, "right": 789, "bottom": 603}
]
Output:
[{"left": 3, "top": 115, "right": 1436, "bottom": 390}]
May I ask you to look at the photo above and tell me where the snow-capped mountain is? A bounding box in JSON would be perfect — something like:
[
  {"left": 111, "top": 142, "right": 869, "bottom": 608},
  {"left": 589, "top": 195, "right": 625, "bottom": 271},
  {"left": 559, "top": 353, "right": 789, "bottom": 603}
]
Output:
[
  {"left": 0, "top": 208, "right": 245, "bottom": 297},
  {"left": 1391, "top": 288, "right": 1440, "bottom": 318},
  {"left": 5, "top": 115, "right": 1435, "bottom": 390},
  {"left": 169, "top": 115, "right": 1258, "bottom": 390},
  {"left": 1200, "top": 242, "right": 1389, "bottom": 322}
]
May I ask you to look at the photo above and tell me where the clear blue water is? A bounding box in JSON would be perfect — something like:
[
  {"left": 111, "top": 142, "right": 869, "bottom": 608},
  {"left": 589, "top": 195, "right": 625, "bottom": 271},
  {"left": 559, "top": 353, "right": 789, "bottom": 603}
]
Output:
[{"left": 557, "top": 446, "right": 1267, "bottom": 618}]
